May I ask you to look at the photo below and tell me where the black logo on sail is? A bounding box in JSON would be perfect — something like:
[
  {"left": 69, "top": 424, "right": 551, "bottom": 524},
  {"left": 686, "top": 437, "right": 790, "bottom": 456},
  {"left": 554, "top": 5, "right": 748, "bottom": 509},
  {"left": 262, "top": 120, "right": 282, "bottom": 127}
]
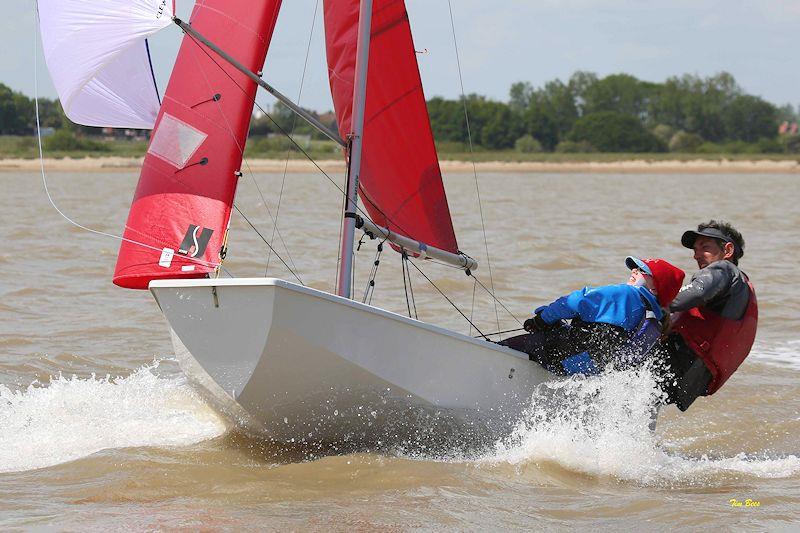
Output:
[{"left": 178, "top": 225, "right": 214, "bottom": 258}]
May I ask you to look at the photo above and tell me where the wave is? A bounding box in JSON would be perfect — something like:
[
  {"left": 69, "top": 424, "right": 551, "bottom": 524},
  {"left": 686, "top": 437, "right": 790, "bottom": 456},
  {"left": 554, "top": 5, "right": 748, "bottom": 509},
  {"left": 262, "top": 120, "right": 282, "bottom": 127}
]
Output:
[
  {"left": 0, "top": 362, "right": 226, "bottom": 474},
  {"left": 481, "top": 366, "right": 800, "bottom": 485},
  {"left": 750, "top": 340, "right": 800, "bottom": 371}
]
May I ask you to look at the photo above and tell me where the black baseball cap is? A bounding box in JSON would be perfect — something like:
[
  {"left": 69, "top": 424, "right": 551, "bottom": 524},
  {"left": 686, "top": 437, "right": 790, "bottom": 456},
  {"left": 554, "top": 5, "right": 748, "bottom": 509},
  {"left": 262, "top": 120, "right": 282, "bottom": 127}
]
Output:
[{"left": 681, "top": 227, "right": 744, "bottom": 259}]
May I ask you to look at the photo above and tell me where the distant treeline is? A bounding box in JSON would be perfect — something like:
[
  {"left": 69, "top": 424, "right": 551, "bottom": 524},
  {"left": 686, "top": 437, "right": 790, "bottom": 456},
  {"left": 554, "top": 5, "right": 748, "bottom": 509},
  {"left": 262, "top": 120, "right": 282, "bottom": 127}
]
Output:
[
  {"left": 0, "top": 83, "right": 66, "bottom": 134},
  {"left": 426, "top": 71, "right": 799, "bottom": 154},
  {"left": 0, "top": 83, "right": 141, "bottom": 140},
  {"left": 246, "top": 71, "right": 800, "bottom": 154},
  {"left": 2, "top": 71, "right": 799, "bottom": 154}
]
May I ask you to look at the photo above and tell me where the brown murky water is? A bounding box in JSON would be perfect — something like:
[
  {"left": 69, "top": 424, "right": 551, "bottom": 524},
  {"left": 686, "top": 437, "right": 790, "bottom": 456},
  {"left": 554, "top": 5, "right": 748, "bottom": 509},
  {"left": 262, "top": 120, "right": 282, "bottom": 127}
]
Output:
[{"left": 1, "top": 168, "right": 798, "bottom": 530}]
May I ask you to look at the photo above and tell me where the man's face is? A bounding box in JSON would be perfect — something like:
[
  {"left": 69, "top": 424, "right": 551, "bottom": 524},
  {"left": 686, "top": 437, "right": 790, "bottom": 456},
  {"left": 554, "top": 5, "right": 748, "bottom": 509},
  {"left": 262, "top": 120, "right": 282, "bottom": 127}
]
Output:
[{"left": 692, "top": 236, "right": 734, "bottom": 269}]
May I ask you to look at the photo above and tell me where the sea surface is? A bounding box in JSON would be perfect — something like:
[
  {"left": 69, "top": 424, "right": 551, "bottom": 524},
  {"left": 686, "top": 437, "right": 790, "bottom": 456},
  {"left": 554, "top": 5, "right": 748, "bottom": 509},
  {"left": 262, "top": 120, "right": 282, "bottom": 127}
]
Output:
[{"left": 1, "top": 168, "right": 798, "bottom": 530}]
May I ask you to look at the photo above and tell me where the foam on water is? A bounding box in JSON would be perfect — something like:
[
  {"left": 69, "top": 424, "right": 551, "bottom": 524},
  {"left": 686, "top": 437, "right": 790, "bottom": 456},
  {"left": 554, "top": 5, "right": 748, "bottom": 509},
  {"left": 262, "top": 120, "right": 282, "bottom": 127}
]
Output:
[
  {"left": 484, "top": 366, "right": 800, "bottom": 485},
  {"left": 0, "top": 362, "right": 226, "bottom": 473},
  {"left": 750, "top": 339, "right": 800, "bottom": 371}
]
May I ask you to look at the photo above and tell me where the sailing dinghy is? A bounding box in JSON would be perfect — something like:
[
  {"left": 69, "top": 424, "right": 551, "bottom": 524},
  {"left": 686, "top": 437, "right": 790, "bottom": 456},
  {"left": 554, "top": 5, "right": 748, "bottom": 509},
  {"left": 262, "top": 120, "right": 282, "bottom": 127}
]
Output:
[{"left": 37, "top": 0, "right": 556, "bottom": 449}]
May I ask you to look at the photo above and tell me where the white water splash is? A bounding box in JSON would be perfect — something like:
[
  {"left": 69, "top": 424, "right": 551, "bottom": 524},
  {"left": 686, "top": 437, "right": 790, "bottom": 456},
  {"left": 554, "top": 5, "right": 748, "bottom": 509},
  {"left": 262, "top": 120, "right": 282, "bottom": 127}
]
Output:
[
  {"left": 485, "top": 366, "right": 800, "bottom": 485},
  {"left": 0, "top": 363, "right": 226, "bottom": 473}
]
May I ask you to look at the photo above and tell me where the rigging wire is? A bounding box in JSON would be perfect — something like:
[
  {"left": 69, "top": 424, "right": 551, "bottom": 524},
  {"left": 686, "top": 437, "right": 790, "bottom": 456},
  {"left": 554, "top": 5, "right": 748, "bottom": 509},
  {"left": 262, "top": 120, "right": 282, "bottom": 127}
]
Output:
[
  {"left": 266, "top": 0, "right": 321, "bottom": 276},
  {"left": 334, "top": 164, "right": 348, "bottom": 290},
  {"left": 351, "top": 223, "right": 356, "bottom": 296},
  {"left": 469, "top": 277, "right": 478, "bottom": 337},
  {"left": 185, "top": 30, "right": 451, "bottom": 305},
  {"left": 446, "top": 0, "right": 501, "bottom": 336},
  {"left": 182, "top": 16, "right": 524, "bottom": 331},
  {"left": 406, "top": 254, "right": 418, "bottom": 320},
  {"left": 183, "top": 38, "right": 304, "bottom": 283},
  {"left": 474, "top": 327, "right": 525, "bottom": 339},
  {"left": 360, "top": 237, "right": 384, "bottom": 305},
  {"left": 183, "top": 28, "right": 424, "bottom": 252},
  {"left": 401, "top": 252, "right": 412, "bottom": 318},
  {"left": 184, "top": 27, "right": 302, "bottom": 274},
  {"left": 233, "top": 205, "right": 304, "bottom": 284},
  {"left": 404, "top": 258, "right": 488, "bottom": 340},
  {"left": 240, "top": 155, "right": 303, "bottom": 279},
  {"left": 241, "top": 172, "right": 302, "bottom": 276},
  {"left": 187, "top": 32, "right": 506, "bottom": 328},
  {"left": 469, "top": 272, "right": 524, "bottom": 326},
  {"left": 401, "top": 251, "right": 420, "bottom": 320}
]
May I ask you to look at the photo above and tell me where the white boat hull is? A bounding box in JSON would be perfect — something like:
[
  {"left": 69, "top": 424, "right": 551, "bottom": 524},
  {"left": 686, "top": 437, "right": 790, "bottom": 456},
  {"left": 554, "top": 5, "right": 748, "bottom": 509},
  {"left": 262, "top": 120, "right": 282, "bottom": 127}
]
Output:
[{"left": 150, "top": 278, "right": 555, "bottom": 450}]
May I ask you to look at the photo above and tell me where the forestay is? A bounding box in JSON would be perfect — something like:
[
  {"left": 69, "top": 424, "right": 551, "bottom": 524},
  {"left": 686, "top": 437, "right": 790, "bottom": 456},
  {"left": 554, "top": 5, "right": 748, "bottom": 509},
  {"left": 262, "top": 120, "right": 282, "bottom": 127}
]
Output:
[
  {"left": 114, "top": 0, "right": 283, "bottom": 289},
  {"left": 36, "top": 0, "right": 173, "bottom": 128},
  {"left": 324, "top": 0, "right": 459, "bottom": 254}
]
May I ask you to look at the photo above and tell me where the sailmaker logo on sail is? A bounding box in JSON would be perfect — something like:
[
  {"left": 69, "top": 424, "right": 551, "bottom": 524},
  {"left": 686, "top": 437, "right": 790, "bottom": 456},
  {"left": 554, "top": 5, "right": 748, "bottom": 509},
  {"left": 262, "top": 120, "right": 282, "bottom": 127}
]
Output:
[
  {"left": 156, "top": 0, "right": 167, "bottom": 19},
  {"left": 178, "top": 225, "right": 214, "bottom": 258}
]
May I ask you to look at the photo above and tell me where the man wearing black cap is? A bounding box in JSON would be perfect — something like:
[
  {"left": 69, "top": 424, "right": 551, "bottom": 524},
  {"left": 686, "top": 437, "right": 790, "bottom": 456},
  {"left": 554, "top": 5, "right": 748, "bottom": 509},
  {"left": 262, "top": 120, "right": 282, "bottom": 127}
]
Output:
[{"left": 660, "top": 220, "right": 758, "bottom": 411}]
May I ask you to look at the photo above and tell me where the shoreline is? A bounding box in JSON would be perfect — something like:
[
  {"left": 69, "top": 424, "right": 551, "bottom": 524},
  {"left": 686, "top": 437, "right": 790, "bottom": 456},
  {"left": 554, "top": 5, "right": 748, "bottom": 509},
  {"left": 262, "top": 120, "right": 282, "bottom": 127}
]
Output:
[{"left": 1, "top": 156, "right": 799, "bottom": 174}]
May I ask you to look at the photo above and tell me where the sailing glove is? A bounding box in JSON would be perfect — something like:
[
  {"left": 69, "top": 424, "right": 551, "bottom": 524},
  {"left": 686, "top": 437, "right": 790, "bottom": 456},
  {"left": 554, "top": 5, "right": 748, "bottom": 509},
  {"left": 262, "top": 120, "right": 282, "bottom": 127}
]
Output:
[{"left": 524, "top": 312, "right": 553, "bottom": 333}]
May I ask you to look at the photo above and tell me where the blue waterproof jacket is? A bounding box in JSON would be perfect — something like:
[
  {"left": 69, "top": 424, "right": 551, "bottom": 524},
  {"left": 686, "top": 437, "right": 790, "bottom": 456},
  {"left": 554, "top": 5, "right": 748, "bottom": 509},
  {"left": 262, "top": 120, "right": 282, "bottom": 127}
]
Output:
[{"left": 536, "top": 284, "right": 662, "bottom": 332}]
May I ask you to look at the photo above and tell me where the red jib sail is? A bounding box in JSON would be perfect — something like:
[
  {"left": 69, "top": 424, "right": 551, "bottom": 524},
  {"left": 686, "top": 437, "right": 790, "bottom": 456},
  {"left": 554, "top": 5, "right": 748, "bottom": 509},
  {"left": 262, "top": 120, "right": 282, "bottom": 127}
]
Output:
[
  {"left": 324, "top": 0, "right": 459, "bottom": 254},
  {"left": 113, "top": 0, "right": 282, "bottom": 289}
]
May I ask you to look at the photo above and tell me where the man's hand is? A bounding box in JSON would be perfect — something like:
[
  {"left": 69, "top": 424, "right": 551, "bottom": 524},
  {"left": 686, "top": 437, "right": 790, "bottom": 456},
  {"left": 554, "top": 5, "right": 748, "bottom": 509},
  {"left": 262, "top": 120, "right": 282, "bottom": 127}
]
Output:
[{"left": 524, "top": 312, "right": 553, "bottom": 333}]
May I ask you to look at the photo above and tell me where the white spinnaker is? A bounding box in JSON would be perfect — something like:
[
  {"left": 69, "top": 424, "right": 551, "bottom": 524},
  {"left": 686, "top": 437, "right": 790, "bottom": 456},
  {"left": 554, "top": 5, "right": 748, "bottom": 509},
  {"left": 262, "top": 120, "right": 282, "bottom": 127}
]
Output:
[{"left": 37, "top": 0, "right": 174, "bottom": 129}]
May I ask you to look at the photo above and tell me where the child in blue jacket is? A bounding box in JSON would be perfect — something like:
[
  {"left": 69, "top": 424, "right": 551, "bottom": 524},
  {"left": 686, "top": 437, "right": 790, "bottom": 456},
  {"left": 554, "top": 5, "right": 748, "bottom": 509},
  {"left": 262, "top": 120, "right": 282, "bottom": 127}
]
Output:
[{"left": 502, "top": 257, "right": 685, "bottom": 375}]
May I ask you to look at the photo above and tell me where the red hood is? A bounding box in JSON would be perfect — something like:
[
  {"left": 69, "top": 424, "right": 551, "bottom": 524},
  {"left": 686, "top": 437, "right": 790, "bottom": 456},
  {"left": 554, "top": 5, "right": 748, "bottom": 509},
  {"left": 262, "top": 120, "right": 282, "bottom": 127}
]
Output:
[{"left": 642, "top": 258, "right": 686, "bottom": 308}]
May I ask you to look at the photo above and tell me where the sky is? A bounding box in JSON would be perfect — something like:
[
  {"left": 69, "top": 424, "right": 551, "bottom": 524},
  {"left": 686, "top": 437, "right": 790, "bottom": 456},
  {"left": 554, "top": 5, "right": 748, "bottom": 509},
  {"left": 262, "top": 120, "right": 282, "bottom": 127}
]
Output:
[{"left": 2, "top": 0, "right": 799, "bottom": 114}]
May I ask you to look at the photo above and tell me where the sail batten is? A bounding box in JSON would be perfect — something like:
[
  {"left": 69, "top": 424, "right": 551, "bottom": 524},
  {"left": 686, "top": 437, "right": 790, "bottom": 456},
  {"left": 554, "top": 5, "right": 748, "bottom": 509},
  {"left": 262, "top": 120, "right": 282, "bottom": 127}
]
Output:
[
  {"left": 324, "top": 0, "right": 459, "bottom": 254},
  {"left": 113, "top": 0, "right": 283, "bottom": 289}
]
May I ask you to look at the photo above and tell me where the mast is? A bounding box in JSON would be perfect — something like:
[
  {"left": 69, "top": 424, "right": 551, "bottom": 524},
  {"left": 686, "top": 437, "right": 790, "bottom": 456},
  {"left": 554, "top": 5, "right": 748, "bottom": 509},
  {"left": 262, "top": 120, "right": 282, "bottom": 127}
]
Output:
[
  {"left": 175, "top": 8, "right": 479, "bottom": 286},
  {"left": 336, "top": 0, "right": 373, "bottom": 299}
]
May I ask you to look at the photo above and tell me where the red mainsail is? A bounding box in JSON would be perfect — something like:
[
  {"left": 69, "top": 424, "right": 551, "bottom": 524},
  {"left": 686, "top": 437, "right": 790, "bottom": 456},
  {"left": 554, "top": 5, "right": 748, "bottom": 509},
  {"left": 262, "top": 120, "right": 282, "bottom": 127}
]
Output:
[
  {"left": 324, "top": 0, "right": 459, "bottom": 254},
  {"left": 114, "top": 0, "right": 282, "bottom": 289}
]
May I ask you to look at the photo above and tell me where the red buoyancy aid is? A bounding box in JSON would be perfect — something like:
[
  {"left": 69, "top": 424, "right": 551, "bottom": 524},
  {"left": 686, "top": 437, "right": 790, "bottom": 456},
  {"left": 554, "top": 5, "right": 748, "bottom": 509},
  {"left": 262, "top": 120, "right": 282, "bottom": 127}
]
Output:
[{"left": 673, "top": 279, "right": 758, "bottom": 394}]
